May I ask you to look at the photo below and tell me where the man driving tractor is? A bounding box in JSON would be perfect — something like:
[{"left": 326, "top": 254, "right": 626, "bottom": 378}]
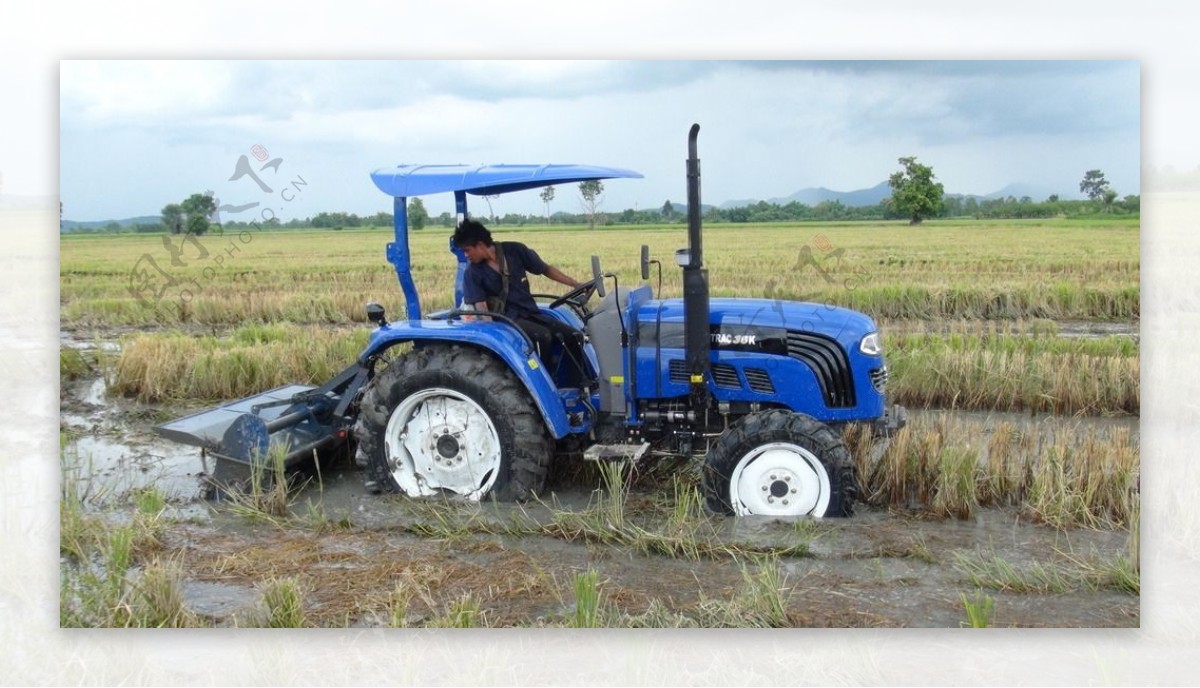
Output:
[{"left": 452, "top": 219, "right": 588, "bottom": 382}]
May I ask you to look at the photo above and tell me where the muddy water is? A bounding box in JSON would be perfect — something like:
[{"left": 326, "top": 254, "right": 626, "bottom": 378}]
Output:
[
  {"left": 60, "top": 357, "right": 1138, "bottom": 628},
  {"left": 60, "top": 376, "right": 210, "bottom": 502}
]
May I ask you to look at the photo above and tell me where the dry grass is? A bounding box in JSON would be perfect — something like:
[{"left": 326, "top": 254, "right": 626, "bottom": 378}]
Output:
[
  {"left": 107, "top": 324, "right": 367, "bottom": 402},
  {"left": 849, "top": 413, "right": 1139, "bottom": 528},
  {"left": 885, "top": 330, "right": 1138, "bottom": 415}
]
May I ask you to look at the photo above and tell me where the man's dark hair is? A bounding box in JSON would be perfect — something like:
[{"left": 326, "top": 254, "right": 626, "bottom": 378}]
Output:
[{"left": 453, "top": 218, "right": 493, "bottom": 248}]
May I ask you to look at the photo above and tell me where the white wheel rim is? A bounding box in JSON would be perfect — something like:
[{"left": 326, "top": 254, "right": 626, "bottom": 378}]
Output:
[
  {"left": 383, "top": 387, "right": 501, "bottom": 501},
  {"left": 729, "top": 442, "right": 831, "bottom": 517}
]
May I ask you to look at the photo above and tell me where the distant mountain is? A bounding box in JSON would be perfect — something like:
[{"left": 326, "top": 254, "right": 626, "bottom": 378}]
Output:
[
  {"left": 61, "top": 215, "right": 161, "bottom": 231},
  {"left": 980, "top": 182, "right": 1079, "bottom": 202},
  {"left": 722, "top": 182, "right": 891, "bottom": 209},
  {"left": 646, "top": 202, "right": 717, "bottom": 216},
  {"left": 777, "top": 181, "right": 893, "bottom": 207}
]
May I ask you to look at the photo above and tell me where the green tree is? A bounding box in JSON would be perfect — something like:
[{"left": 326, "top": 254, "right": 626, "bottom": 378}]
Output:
[
  {"left": 887, "top": 156, "right": 945, "bottom": 225},
  {"left": 661, "top": 199, "right": 677, "bottom": 220},
  {"left": 408, "top": 197, "right": 429, "bottom": 230},
  {"left": 180, "top": 193, "right": 216, "bottom": 235},
  {"left": 1079, "top": 169, "right": 1111, "bottom": 201},
  {"left": 185, "top": 214, "right": 209, "bottom": 235},
  {"left": 539, "top": 186, "right": 556, "bottom": 224},
  {"left": 161, "top": 203, "right": 184, "bottom": 234},
  {"left": 579, "top": 180, "right": 604, "bottom": 229},
  {"left": 1101, "top": 188, "right": 1118, "bottom": 213}
]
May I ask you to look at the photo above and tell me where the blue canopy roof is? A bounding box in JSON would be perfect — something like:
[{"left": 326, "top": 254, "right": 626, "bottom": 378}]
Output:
[{"left": 370, "top": 163, "right": 643, "bottom": 198}]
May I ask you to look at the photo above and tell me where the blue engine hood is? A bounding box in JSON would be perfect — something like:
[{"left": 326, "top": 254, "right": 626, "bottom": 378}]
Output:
[{"left": 642, "top": 298, "right": 876, "bottom": 340}]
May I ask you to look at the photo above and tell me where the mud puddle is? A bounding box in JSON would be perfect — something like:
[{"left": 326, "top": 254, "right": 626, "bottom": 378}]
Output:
[{"left": 146, "top": 483, "right": 1136, "bottom": 627}]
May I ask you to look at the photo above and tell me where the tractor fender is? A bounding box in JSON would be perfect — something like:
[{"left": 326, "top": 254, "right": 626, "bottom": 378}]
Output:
[{"left": 358, "top": 320, "right": 572, "bottom": 439}]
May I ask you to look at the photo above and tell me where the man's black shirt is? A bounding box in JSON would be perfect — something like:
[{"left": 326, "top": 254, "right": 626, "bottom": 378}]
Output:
[{"left": 461, "top": 241, "right": 548, "bottom": 319}]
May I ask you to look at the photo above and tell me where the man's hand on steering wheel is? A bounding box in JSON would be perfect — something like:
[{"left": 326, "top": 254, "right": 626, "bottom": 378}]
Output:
[{"left": 548, "top": 280, "right": 597, "bottom": 310}]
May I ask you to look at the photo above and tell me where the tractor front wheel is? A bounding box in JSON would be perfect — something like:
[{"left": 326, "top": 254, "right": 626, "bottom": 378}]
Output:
[
  {"left": 354, "top": 345, "right": 552, "bottom": 501},
  {"left": 702, "top": 410, "right": 855, "bottom": 517}
]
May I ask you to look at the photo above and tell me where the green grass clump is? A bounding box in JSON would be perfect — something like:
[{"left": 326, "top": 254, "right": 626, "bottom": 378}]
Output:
[
  {"left": 960, "top": 591, "right": 995, "bottom": 628},
  {"left": 429, "top": 593, "right": 483, "bottom": 628},
  {"left": 952, "top": 547, "right": 1139, "bottom": 596},
  {"left": 569, "top": 569, "right": 605, "bottom": 628},
  {"left": 257, "top": 578, "right": 309, "bottom": 628},
  {"left": 60, "top": 348, "right": 92, "bottom": 381},
  {"left": 693, "top": 558, "right": 793, "bottom": 628}
]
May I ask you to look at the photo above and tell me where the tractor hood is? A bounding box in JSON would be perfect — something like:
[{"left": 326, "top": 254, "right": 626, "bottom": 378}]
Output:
[{"left": 642, "top": 298, "right": 877, "bottom": 342}]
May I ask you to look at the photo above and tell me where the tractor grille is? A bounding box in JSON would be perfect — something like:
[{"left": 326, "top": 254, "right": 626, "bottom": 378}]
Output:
[
  {"left": 668, "top": 359, "right": 689, "bottom": 384},
  {"left": 744, "top": 368, "right": 776, "bottom": 394},
  {"left": 711, "top": 363, "right": 741, "bottom": 389},
  {"left": 786, "top": 331, "right": 856, "bottom": 408},
  {"left": 667, "top": 360, "right": 768, "bottom": 391},
  {"left": 869, "top": 366, "right": 889, "bottom": 393},
  {"left": 669, "top": 359, "right": 741, "bottom": 389}
]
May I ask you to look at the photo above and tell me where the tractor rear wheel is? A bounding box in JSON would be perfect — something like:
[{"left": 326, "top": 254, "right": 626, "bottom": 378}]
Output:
[
  {"left": 702, "top": 409, "right": 855, "bottom": 517},
  {"left": 354, "top": 344, "right": 552, "bottom": 501}
]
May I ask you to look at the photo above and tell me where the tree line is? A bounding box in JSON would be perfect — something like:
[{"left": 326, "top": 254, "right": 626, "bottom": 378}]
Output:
[{"left": 64, "top": 164, "right": 1137, "bottom": 235}]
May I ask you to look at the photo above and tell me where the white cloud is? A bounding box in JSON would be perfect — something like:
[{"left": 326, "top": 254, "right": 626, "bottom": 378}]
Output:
[{"left": 60, "top": 61, "right": 236, "bottom": 123}]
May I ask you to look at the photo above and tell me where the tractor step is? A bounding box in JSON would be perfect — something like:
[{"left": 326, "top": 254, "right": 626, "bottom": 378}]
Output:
[{"left": 583, "top": 442, "right": 650, "bottom": 463}]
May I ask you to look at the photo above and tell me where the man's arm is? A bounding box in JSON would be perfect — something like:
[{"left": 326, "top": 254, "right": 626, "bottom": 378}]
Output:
[
  {"left": 544, "top": 265, "right": 579, "bottom": 288},
  {"left": 516, "top": 243, "right": 577, "bottom": 288},
  {"left": 463, "top": 300, "right": 491, "bottom": 322}
]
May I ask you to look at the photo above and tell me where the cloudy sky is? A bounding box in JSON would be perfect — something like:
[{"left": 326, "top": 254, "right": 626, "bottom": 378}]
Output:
[{"left": 58, "top": 60, "right": 1140, "bottom": 222}]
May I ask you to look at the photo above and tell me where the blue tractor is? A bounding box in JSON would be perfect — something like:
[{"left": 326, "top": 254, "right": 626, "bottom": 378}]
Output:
[{"left": 156, "top": 125, "right": 904, "bottom": 517}]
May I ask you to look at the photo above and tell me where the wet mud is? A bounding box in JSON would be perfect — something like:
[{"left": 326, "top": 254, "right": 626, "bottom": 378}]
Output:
[{"left": 59, "top": 345, "right": 1139, "bottom": 628}]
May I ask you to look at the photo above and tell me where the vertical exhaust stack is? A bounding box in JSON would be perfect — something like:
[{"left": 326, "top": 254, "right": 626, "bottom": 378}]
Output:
[{"left": 682, "top": 124, "right": 711, "bottom": 410}]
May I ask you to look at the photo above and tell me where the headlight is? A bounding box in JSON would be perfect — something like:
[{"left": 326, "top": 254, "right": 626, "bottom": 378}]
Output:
[{"left": 859, "top": 332, "right": 882, "bottom": 356}]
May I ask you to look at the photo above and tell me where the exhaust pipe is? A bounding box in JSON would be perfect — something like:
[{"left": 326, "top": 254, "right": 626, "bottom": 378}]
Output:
[{"left": 682, "top": 123, "right": 711, "bottom": 409}]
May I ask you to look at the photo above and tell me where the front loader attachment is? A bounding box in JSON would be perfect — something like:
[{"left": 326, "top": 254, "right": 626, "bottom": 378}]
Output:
[{"left": 154, "top": 362, "right": 369, "bottom": 495}]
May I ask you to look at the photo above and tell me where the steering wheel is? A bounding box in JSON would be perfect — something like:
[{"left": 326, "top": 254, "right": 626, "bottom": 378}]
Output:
[
  {"left": 548, "top": 280, "right": 597, "bottom": 311},
  {"left": 541, "top": 258, "right": 607, "bottom": 322}
]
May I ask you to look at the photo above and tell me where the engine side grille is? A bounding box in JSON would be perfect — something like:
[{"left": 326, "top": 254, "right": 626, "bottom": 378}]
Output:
[
  {"left": 869, "top": 366, "right": 889, "bottom": 393},
  {"left": 668, "top": 358, "right": 688, "bottom": 384},
  {"left": 711, "top": 363, "right": 741, "bottom": 389},
  {"left": 744, "top": 368, "right": 775, "bottom": 394},
  {"left": 786, "top": 331, "right": 856, "bottom": 407}
]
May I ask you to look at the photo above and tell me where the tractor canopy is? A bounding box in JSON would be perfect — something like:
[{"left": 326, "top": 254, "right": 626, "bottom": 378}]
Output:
[{"left": 370, "top": 164, "right": 643, "bottom": 198}]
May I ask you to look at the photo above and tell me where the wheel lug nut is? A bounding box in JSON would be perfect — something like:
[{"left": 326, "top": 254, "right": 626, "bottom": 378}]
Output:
[
  {"left": 783, "top": 499, "right": 789, "bottom": 505},
  {"left": 791, "top": 488, "right": 797, "bottom": 494},
  {"left": 784, "top": 476, "right": 791, "bottom": 482},
  {"left": 770, "top": 474, "right": 777, "bottom": 480},
  {"left": 768, "top": 497, "right": 774, "bottom": 503}
]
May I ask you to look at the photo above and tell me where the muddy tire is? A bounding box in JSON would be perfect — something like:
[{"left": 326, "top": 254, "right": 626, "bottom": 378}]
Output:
[
  {"left": 353, "top": 344, "right": 553, "bottom": 501},
  {"left": 702, "top": 409, "right": 855, "bottom": 517}
]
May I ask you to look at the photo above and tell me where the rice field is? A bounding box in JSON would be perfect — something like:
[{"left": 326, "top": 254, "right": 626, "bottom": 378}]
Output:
[
  {"left": 61, "top": 219, "right": 1139, "bottom": 328},
  {"left": 60, "top": 217, "right": 1140, "bottom": 628}
]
